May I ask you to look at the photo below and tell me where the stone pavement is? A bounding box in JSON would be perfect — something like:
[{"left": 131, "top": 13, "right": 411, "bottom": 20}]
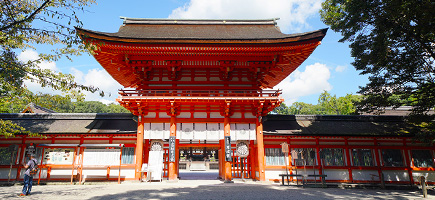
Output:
[{"left": 1, "top": 179, "right": 433, "bottom": 200}]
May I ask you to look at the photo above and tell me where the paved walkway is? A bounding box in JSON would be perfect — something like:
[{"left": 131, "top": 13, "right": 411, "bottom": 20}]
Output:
[{"left": 1, "top": 179, "right": 433, "bottom": 200}]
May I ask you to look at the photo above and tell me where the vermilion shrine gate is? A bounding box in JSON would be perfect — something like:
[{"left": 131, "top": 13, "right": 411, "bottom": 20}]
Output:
[{"left": 77, "top": 18, "right": 326, "bottom": 181}]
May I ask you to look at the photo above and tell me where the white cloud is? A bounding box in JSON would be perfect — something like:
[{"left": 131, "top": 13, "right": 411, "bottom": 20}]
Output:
[
  {"left": 335, "top": 65, "right": 347, "bottom": 72},
  {"left": 18, "top": 49, "right": 58, "bottom": 71},
  {"left": 169, "top": 0, "right": 322, "bottom": 32},
  {"left": 72, "top": 68, "right": 123, "bottom": 102},
  {"left": 17, "top": 50, "right": 122, "bottom": 104},
  {"left": 273, "top": 63, "right": 332, "bottom": 103}
]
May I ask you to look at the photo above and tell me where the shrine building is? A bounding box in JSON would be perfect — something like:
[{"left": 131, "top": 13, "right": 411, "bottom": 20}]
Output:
[{"left": 0, "top": 18, "right": 434, "bottom": 186}]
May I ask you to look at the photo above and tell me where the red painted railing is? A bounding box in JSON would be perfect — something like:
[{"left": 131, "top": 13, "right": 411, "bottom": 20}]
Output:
[{"left": 119, "top": 89, "right": 282, "bottom": 97}]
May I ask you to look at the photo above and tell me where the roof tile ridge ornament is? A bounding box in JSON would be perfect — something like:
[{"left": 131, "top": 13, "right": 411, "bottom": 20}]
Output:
[{"left": 119, "top": 16, "right": 280, "bottom": 26}]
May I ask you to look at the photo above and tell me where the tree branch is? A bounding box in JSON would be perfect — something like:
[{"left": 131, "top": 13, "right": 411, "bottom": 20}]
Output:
[{"left": 0, "top": 0, "right": 51, "bottom": 32}]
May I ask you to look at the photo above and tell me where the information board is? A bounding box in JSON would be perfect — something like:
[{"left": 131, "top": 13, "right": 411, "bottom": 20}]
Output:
[
  {"left": 83, "top": 148, "right": 120, "bottom": 166},
  {"left": 169, "top": 136, "right": 176, "bottom": 162},
  {"left": 225, "top": 136, "right": 232, "bottom": 161},
  {"left": 148, "top": 151, "right": 164, "bottom": 181},
  {"left": 43, "top": 148, "right": 75, "bottom": 164}
]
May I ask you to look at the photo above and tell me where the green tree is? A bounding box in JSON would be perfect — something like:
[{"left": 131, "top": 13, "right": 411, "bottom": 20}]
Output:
[
  {"left": 320, "top": 0, "right": 434, "bottom": 115},
  {"left": 318, "top": 91, "right": 361, "bottom": 115},
  {"left": 1, "top": 0, "right": 97, "bottom": 138}
]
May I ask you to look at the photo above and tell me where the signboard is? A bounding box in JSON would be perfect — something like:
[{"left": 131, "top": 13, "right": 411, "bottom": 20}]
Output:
[
  {"left": 83, "top": 148, "right": 120, "bottom": 166},
  {"left": 236, "top": 141, "right": 249, "bottom": 157},
  {"left": 169, "top": 136, "right": 176, "bottom": 162},
  {"left": 147, "top": 151, "right": 164, "bottom": 181},
  {"left": 281, "top": 142, "right": 289, "bottom": 153},
  {"left": 26, "top": 143, "right": 36, "bottom": 156},
  {"left": 225, "top": 136, "right": 231, "bottom": 162},
  {"left": 43, "top": 148, "right": 75, "bottom": 164}
]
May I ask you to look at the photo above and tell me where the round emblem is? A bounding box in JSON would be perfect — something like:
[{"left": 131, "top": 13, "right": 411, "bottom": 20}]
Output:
[
  {"left": 236, "top": 141, "right": 249, "bottom": 157},
  {"left": 150, "top": 140, "right": 163, "bottom": 151}
]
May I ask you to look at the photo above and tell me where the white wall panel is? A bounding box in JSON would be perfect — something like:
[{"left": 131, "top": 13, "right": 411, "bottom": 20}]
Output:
[
  {"left": 324, "top": 169, "right": 349, "bottom": 181},
  {"left": 210, "top": 112, "right": 223, "bottom": 118},
  {"left": 144, "top": 123, "right": 151, "bottom": 139},
  {"left": 352, "top": 170, "right": 379, "bottom": 181},
  {"left": 412, "top": 171, "right": 435, "bottom": 182},
  {"left": 0, "top": 168, "right": 17, "bottom": 179},
  {"left": 179, "top": 112, "right": 191, "bottom": 118},
  {"left": 249, "top": 123, "right": 256, "bottom": 140},
  {"left": 159, "top": 112, "right": 171, "bottom": 118},
  {"left": 236, "top": 124, "right": 250, "bottom": 140},
  {"left": 207, "top": 123, "right": 220, "bottom": 140},
  {"left": 163, "top": 123, "right": 170, "bottom": 139},
  {"left": 144, "top": 112, "right": 156, "bottom": 118},
  {"left": 194, "top": 123, "right": 207, "bottom": 140},
  {"left": 245, "top": 112, "right": 256, "bottom": 118},
  {"left": 150, "top": 123, "right": 164, "bottom": 139},
  {"left": 383, "top": 170, "right": 409, "bottom": 182},
  {"left": 230, "top": 123, "right": 236, "bottom": 141},
  {"left": 180, "top": 123, "right": 193, "bottom": 140},
  {"left": 194, "top": 112, "right": 207, "bottom": 118}
]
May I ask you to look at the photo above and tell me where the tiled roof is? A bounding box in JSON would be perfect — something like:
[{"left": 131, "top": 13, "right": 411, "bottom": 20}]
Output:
[
  {"left": 77, "top": 18, "right": 327, "bottom": 41},
  {"left": 263, "top": 115, "right": 423, "bottom": 136},
  {"left": 21, "top": 103, "right": 57, "bottom": 114},
  {"left": 0, "top": 113, "right": 136, "bottom": 134}
]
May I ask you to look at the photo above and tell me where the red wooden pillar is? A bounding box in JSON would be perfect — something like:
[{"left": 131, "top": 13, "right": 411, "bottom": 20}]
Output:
[
  {"left": 344, "top": 137, "right": 353, "bottom": 182},
  {"left": 403, "top": 139, "right": 414, "bottom": 184},
  {"left": 219, "top": 139, "right": 224, "bottom": 179},
  {"left": 168, "top": 115, "right": 178, "bottom": 181},
  {"left": 256, "top": 117, "right": 266, "bottom": 181},
  {"left": 134, "top": 115, "right": 144, "bottom": 180},
  {"left": 223, "top": 116, "right": 232, "bottom": 182},
  {"left": 250, "top": 140, "right": 256, "bottom": 180},
  {"left": 374, "top": 138, "right": 383, "bottom": 183}
]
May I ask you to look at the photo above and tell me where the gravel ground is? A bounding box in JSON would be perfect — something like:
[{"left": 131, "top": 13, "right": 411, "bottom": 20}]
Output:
[
  {"left": 2, "top": 172, "right": 433, "bottom": 200},
  {"left": 1, "top": 180, "right": 434, "bottom": 200}
]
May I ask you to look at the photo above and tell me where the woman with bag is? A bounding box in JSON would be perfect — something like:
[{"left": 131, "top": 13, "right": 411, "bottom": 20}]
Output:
[{"left": 20, "top": 154, "right": 37, "bottom": 196}]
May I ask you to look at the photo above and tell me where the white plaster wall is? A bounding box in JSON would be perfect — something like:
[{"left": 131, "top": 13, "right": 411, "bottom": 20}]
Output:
[
  {"left": 249, "top": 123, "right": 256, "bottom": 140},
  {"left": 144, "top": 112, "right": 157, "bottom": 118},
  {"left": 207, "top": 123, "right": 220, "bottom": 141},
  {"left": 245, "top": 112, "right": 256, "bottom": 118},
  {"left": 179, "top": 112, "right": 191, "bottom": 118},
  {"left": 324, "top": 169, "right": 349, "bottom": 181},
  {"left": 47, "top": 169, "right": 75, "bottom": 179},
  {"left": 163, "top": 123, "right": 170, "bottom": 139},
  {"left": 194, "top": 123, "right": 207, "bottom": 140},
  {"left": 82, "top": 169, "right": 110, "bottom": 178},
  {"left": 383, "top": 170, "right": 409, "bottom": 182},
  {"left": 109, "top": 168, "right": 135, "bottom": 178},
  {"left": 232, "top": 112, "right": 242, "bottom": 118},
  {"left": 150, "top": 123, "right": 164, "bottom": 140},
  {"left": 352, "top": 170, "right": 380, "bottom": 181},
  {"left": 210, "top": 112, "right": 224, "bottom": 118},
  {"left": 194, "top": 112, "right": 207, "bottom": 118},
  {"left": 265, "top": 169, "right": 286, "bottom": 180},
  {"left": 236, "top": 124, "right": 250, "bottom": 140},
  {"left": 144, "top": 123, "right": 151, "bottom": 139},
  {"left": 159, "top": 112, "right": 171, "bottom": 118},
  {"left": 0, "top": 168, "right": 17, "bottom": 179},
  {"left": 230, "top": 123, "right": 236, "bottom": 141},
  {"left": 412, "top": 171, "right": 435, "bottom": 182},
  {"left": 180, "top": 123, "right": 194, "bottom": 140}
]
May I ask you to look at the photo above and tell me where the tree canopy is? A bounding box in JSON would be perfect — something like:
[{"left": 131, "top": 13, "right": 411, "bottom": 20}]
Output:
[
  {"left": 273, "top": 91, "right": 361, "bottom": 115},
  {"left": 320, "top": 0, "right": 434, "bottom": 115},
  {"left": 1, "top": 0, "right": 97, "bottom": 138}
]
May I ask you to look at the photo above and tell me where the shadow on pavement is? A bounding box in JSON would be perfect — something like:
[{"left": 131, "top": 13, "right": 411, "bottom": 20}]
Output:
[{"left": 88, "top": 183, "right": 427, "bottom": 200}]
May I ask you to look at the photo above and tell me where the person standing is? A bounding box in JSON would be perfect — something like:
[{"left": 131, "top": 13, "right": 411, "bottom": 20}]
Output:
[{"left": 20, "top": 154, "right": 37, "bottom": 196}]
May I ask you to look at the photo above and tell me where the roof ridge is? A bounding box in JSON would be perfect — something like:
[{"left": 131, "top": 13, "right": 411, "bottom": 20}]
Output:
[{"left": 120, "top": 17, "right": 280, "bottom": 25}]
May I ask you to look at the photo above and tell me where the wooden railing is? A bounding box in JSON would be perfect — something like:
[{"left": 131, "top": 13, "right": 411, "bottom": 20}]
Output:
[{"left": 119, "top": 89, "right": 282, "bottom": 98}]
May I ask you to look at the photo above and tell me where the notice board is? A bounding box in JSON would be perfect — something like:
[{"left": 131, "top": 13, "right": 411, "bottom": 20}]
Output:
[
  {"left": 83, "top": 148, "right": 120, "bottom": 166},
  {"left": 147, "top": 151, "right": 164, "bottom": 181}
]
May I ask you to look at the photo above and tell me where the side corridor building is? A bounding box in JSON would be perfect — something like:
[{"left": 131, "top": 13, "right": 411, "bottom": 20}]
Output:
[{"left": 0, "top": 18, "right": 433, "bottom": 185}]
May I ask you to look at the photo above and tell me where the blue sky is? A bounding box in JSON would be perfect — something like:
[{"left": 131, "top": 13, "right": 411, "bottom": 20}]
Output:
[{"left": 20, "top": 0, "right": 368, "bottom": 105}]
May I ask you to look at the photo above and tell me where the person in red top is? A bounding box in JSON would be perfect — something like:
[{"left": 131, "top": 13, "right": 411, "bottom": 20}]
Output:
[{"left": 20, "top": 154, "right": 37, "bottom": 196}]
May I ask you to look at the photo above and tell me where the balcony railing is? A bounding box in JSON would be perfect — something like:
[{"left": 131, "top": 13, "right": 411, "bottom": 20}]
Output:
[{"left": 118, "top": 89, "right": 281, "bottom": 98}]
